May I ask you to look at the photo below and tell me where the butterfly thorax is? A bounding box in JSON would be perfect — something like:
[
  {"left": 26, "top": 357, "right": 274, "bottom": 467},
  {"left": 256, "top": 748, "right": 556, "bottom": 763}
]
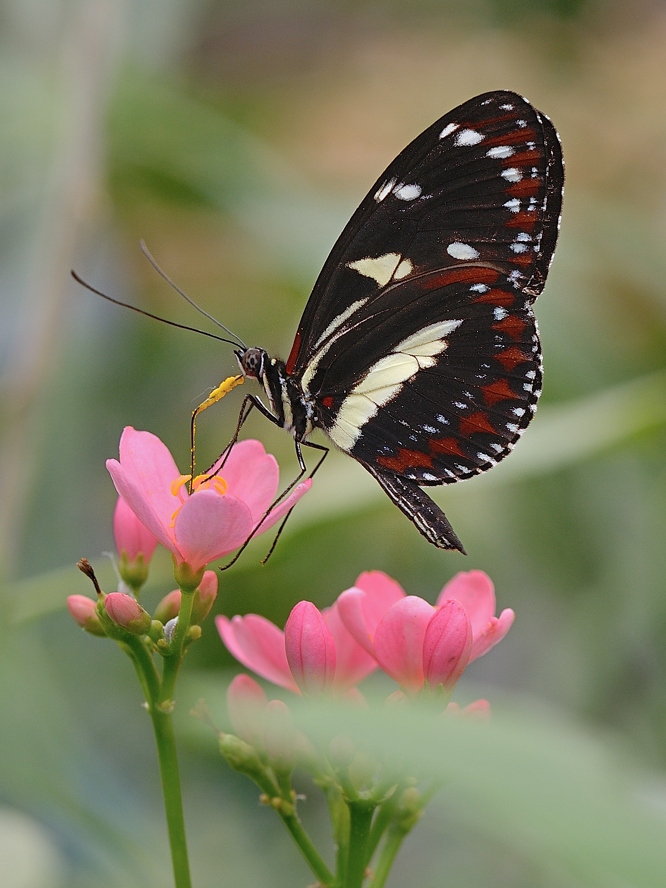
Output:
[{"left": 236, "top": 347, "right": 316, "bottom": 442}]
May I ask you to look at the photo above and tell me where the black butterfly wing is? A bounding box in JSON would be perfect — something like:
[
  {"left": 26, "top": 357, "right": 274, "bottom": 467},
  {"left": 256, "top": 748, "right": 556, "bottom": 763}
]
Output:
[
  {"left": 286, "top": 90, "right": 563, "bottom": 550},
  {"left": 285, "top": 90, "right": 563, "bottom": 378}
]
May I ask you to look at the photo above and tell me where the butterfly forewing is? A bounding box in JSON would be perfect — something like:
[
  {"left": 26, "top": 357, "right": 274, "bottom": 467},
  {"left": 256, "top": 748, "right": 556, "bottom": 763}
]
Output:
[{"left": 286, "top": 90, "right": 563, "bottom": 378}]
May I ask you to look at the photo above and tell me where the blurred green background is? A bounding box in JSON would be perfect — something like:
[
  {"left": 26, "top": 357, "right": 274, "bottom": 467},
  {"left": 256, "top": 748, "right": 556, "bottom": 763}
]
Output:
[{"left": 3, "top": 0, "right": 666, "bottom": 885}]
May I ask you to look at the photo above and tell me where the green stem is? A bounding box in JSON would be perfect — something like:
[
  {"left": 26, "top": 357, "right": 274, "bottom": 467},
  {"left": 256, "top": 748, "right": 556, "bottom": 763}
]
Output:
[
  {"left": 345, "top": 801, "right": 375, "bottom": 888},
  {"left": 368, "top": 825, "right": 407, "bottom": 888},
  {"left": 277, "top": 806, "right": 335, "bottom": 886},
  {"left": 150, "top": 705, "right": 192, "bottom": 888},
  {"left": 161, "top": 590, "right": 195, "bottom": 702},
  {"left": 365, "top": 793, "right": 399, "bottom": 864}
]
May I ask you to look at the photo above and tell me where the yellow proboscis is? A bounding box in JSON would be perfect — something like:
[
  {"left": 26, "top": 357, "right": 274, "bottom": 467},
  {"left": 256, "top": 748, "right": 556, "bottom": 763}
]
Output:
[{"left": 190, "top": 374, "right": 245, "bottom": 489}]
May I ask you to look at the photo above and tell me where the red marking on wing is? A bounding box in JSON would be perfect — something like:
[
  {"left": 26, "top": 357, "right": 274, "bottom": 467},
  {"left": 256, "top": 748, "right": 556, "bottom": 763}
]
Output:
[
  {"left": 483, "top": 127, "right": 538, "bottom": 147},
  {"left": 506, "top": 149, "right": 540, "bottom": 166},
  {"left": 285, "top": 331, "right": 301, "bottom": 376},
  {"left": 492, "top": 316, "right": 528, "bottom": 340},
  {"left": 377, "top": 448, "right": 435, "bottom": 472},
  {"left": 495, "top": 346, "right": 531, "bottom": 370},
  {"left": 508, "top": 252, "right": 535, "bottom": 268},
  {"left": 423, "top": 266, "right": 500, "bottom": 292},
  {"left": 506, "top": 211, "right": 538, "bottom": 231},
  {"left": 459, "top": 411, "right": 496, "bottom": 437},
  {"left": 430, "top": 437, "right": 465, "bottom": 457},
  {"left": 322, "top": 396, "right": 334, "bottom": 409},
  {"left": 481, "top": 379, "right": 516, "bottom": 406},
  {"left": 471, "top": 288, "right": 516, "bottom": 307},
  {"left": 505, "top": 178, "right": 541, "bottom": 199}
]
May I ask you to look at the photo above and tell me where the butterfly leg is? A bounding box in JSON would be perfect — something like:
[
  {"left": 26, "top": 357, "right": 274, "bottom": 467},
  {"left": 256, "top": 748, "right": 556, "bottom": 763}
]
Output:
[
  {"left": 220, "top": 438, "right": 329, "bottom": 570},
  {"left": 361, "top": 464, "right": 466, "bottom": 554}
]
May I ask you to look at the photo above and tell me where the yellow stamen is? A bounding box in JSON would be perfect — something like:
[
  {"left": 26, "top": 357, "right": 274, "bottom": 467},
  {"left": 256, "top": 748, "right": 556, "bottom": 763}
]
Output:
[{"left": 170, "top": 474, "right": 192, "bottom": 497}]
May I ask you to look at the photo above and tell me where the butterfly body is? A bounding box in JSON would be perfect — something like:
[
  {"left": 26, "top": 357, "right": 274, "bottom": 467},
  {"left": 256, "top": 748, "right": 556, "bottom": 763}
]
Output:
[{"left": 237, "top": 90, "right": 564, "bottom": 553}]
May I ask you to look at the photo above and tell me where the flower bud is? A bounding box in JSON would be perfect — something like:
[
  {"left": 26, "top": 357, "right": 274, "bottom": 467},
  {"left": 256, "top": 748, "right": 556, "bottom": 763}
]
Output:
[
  {"left": 219, "top": 732, "right": 268, "bottom": 784},
  {"left": 191, "top": 570, "right": 218, "bottom": 624},
  {"left": 67, "top": 595, "right": 106, "bottom": 637},
  {"left": 104, "top": 592, "right": 152, "bottom": 635},
  {"left": 154, "top": 589, "right": 182, "bottom": 624},
  {"left": 113, "top": 497, "right": 159, "bottom": 590}
]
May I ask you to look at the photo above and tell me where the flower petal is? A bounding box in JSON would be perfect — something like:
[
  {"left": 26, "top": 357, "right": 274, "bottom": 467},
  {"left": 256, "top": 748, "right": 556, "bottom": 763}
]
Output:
[
  {"left": 117, "top": 428, "right": 182, "bottom": 527},
  {"left": 173, "top": 490, "right": 254, "bottom": 570},
  {"left": 437, "top": 570, "right": 496, "bottom": 636},
  {"left": 323, "top": 602, "right": 378, "bottom": 688},
  {"left": 423, "top": 600, "right": 472, "bottom": 691},
  {"left": 250, "top": 478, "right": 312, "bottom": 535},
  {"left": 211, "top": 440, "right": 279, "bottom": 523},
  {"left": 216, "top": 614, "right": 298, "bottom": 693},
  {"left": 336, "top": 571, "right": 406, "bottom": 657},
  {"left": 373, "top": 596, "right": 435, "bottom": 694},
  {"left": 470, "top": 608, "right": 515, "bottom": 661},
  {"left": 113, "top": 495, "right": 159, "bottom": 561},
  {"left": 285, "top": 601, "right": 337, "bottom": 695},
  {"left": 107, "top": 459, "right": 176, "bottom": 553}
]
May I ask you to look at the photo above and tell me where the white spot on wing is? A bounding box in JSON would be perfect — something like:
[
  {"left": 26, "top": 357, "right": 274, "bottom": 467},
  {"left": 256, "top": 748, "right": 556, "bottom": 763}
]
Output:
[
  {"left": 439, "top": 122, "right": 459, "bottom": 139},
  {"left": 394, "top": 258, "right": 413, "bottom": 279},
  {"left": 494, "top": 307, "right": 508, "bottom": 320},
  {"left": 486, "top": 145, "right": 515, "bottom": 159},
  {"left": 447, "top": 242, "right": 480, "bottom": 260},
  {"left": 455, "top": 128, "right": 484, "bottom": 147},
  {"left": 347, "top": 253, "right": 401, "bottom": 287},
  {"left": 313, "top": 297, "right": 369, "bottom": 349},
  {"left": 393, "top": 183, "right": 422, "bottom": 201},
  {"left": 500, "top": 103, "right": 514, "bottom": 110},
  {"left": 504, "top": 198, "right": 521, "bottom": 213},
  {"left": 470, "top": 283, "right": 489, "bottom": 293},
  {"left": 501, "top": 167, "right": 523, "bottom": 182}
]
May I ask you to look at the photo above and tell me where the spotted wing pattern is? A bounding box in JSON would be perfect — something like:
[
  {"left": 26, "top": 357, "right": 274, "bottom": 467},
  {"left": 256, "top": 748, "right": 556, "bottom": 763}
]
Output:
[
  {"left": 286, "top": 90, "right": 563, "bottom": 380},
  {"left": 286, "top": 91, "right": 564, "bottom": 551}
]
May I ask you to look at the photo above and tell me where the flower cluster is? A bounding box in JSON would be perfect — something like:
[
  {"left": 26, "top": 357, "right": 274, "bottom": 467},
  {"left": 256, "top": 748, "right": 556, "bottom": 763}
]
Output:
[{"left": 218, "top": 569, "right": 514, "bottom": 707}]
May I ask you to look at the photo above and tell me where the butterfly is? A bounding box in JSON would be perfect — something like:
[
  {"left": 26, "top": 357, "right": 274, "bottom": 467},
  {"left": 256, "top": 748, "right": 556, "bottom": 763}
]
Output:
[{"left": 231, "top": 90, "right": 564, "bottom": 554}]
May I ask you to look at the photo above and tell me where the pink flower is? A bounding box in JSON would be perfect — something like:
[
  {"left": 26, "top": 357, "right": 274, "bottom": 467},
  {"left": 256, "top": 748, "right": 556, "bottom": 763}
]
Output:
[
  {"left": 216, "top": 593, "right": 379, "bottom": 696},
  {"left": 113, "top": 496, "right": 158, "bottom": 562},
  {"left": 337, "top": 570, "right": 514, "bottom": 695},
  {"left": 106, "top": 427, "right": 311, "bottom": 572},
  {"left": 153, "top": 570, "right": 219, "bottom": 625}
]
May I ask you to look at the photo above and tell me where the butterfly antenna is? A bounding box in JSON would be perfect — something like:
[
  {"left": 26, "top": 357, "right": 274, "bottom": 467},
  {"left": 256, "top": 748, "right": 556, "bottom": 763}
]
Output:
[
  {"left": 70, "top": 271, "right": 242, "bottom": 348},
  {"left": 139, "top": 240, "right": 247, "bottom": 350}
]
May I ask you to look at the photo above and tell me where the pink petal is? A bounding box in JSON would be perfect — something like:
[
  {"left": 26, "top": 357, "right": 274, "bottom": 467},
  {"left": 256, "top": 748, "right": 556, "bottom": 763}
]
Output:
[
  {"left": 113, "top": 495, "right": 159, "bottom": 561},
  {"left": 116, "top": 428, "right": 182, "bottom": 527},
  {"left": 470, "top": 608, "right": 515, "bottom": 661},
  {"left": 107, "top": 459, "right": 176, "bottom": 554},
  {"left": 249, "top": 478, "right": 312, "bottom": 535},
  {"left": 173, "top": 490, "right": 254, "bottom": 570},
  {"left": 211, "top": 440, "right": 279, "bottom": 523},
  {"left": 336, "top": 589, "right": 376, "bottom": 656},
  {"left": 373, "top": 596, "right": 435, "bottom": 694},
  {"left": 285, "top": 601, "right": 337, "bottom": 695},
  {"left": 437, "top": 570, "right": 496, "bottom": 636},
  {"left": 336, "top": 571, "right": 405, "bottom": 657},
  {"left": 323, "top": 602, "right": 378, "bottom": 689},
  {"left": 216, "top": 614, "right": 298, "bottom": 693},
  {"left": 423, "top": 600, "right": 472, "bottom": 691}
]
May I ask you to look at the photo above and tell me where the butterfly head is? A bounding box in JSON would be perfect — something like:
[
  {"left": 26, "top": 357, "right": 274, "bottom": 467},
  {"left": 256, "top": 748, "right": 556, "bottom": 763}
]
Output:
[{"left": 236, "top": 347, "right": 268, "bottom": 380}]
